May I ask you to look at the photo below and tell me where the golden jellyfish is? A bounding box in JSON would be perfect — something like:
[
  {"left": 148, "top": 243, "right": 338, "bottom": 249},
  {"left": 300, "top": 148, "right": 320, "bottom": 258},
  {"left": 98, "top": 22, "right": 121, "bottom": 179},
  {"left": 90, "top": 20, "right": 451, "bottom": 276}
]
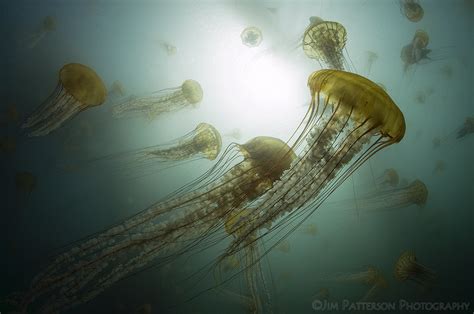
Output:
[
  {"left": 26, "top": 15, "right": 57, "bottom": 49},
  {"left": 456, "top": 116, "right": 474, "bottom": 139},
  {"left": 302, "top": 17, "right": 349, "bottom": 70},
  {"left": 376, "top": 168, "right": 399, "bottom": 188},
  {"left": 394, "top": 251, "right": 435, "bottom": 288},
  {"left": 241, "top": 26, "right": 263, "bottom": 47},
  {"left": 7, "top": 69, "right": 406, "bottom": 313},
  {"left": 365, "top": 51, "right": 378, "bottom": 76},
  {"left": 330, "top": 266, "right": 388, "bottom": 301},
  {"left": 400, "top": 0, "right": 424, "bottom": 22},
  {"left": 276, "top": 239, "right": 291, "bottom": 253},
  {"left": 401, "top": 30, "right": 432, "bottom": 73},
  {"left": 15, "top": 171, "right": 37, "bottom": 195},
  {"left": 22, "top": 63, "right": 107, "bottom": 137},
  {"left": 111, "top": 80, "right": 202, "bottom": 120},
  {"left": 300, "top": 223, "right": 318, "bottom": 236},
  {"left": 83, "top": 122, "right": 222, "bottom": 179}
]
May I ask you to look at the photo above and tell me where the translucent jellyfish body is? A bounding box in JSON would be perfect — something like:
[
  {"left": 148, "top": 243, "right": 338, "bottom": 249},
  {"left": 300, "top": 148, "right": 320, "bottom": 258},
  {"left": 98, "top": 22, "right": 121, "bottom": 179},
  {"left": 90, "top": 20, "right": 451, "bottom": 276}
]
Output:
[{"left": 22, "top": 63, "right": 107, "bottom": 137}]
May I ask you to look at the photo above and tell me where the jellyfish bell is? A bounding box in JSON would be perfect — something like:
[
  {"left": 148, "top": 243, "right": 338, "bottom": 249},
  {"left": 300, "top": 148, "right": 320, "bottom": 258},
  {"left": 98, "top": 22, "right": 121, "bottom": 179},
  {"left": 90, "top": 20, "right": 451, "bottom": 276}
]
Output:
[
  {"left": 394, "top": 251, "right": 435, "bottom": 288},
  {"left": 413, "top": 29, "right": 429, "bottom": 49},
  {"left": 111, "top": 79, "right": 203, "bottom": 120},
  {"left": 109, "top": 80, "right": 126, "bottom": 98},
  {"left": 377, "top": 168, "right": 399, "bottom": 188},
  {"left": 302, "top": 18, "right": 350, "bottom": 71},
  {"left": 240, "top": 26, "right": 263, "bottom": 47},
  {"left": 22, "top": 63, "right": 107, "bottom": 137},
  {"left": 400, "top": 0, "right": 424, "bottom": 22},
  {"left": 26, "top": 15, "right": 57, "bottom": 48},
  {"left": 456, "top": 116, "right": 474, "bottom": 139}
]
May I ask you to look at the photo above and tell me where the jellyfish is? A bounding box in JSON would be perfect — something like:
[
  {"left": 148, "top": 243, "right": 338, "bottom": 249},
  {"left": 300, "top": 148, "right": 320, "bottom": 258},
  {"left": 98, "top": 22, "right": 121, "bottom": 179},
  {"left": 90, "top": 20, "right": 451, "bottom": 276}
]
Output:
[
  {"left": 456, "top": 116, "right": 474, "bottom": 139},
  {"left": 15, "top": 171, "right": 37, "bottom": 195},
  {"left": 400, "top": 30, "right": 434, "bottom": 73},
  {"left": 300, "top": 223, "right": 317, "bottom": 236},
  {"left": 111, "top": 80, "right": 202, "bottom": 120},
  {"left": 400, "top": 0, "right": 424, "bottom": 22},
  {"left": 433, "top": 160, "right": 446, "bottom": 174},
  {"left": 394, "top": 251, "right": 435, "bottom": 288},
  {"left": 109, "top": 80, "right": 126, "bottom": 99},
  {"left": 81, "top": 122, "right": 222, "bottom": 179},
  {"left": 26, "top": 15, "right": 57, "bottom": 49},
  {"left": 365, "top": 51, "right": 378, "bottom": 76},
  {"left": 22, "top": 63, "right": 107, "bottom": 137},
  {"left": 302, "top": 17, "right": 349, "bottom": 70},
  {"left": 376, "top": 168, "right": 399, "bottom": 188},
  {"left": 276, "top": 239, "right": 291, "bottom": 253},
  {"left": 156, "top": 40, "right": 177, "bottom": 56},
  {"left": 439, "top": 64, "right": 454, "bottom": 79},
  {"left": 312, "top": 287, "right": 330, "bottom": 301},
  {"left": 8, "top": 70, "right": 406, "bottom": 313},
  {"left": 225, "top": 128, "right": 242, "bottom": 141},
  {"left": 330, "top": 266, "right": 387, "bottom": 300},
  {"left": 432, "top": 136, "right": 441, "bottom": 148},
  {"left": 241, "top": 26, "right": 263, "bottom": 48},
  {"left": 325, "top": 179, "right": 428, "bottom": 215},
  {"left": 413, "top": 88, "right": 433, "bottom": 104}
]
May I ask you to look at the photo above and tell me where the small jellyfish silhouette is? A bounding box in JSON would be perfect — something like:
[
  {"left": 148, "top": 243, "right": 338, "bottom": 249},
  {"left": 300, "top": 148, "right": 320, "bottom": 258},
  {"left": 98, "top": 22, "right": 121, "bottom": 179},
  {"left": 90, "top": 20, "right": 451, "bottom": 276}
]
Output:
[
  {"left": 456, "top": 116, "right": 474, "bottom": 139},
  {"left": 365, "top": 51, "right": 378, "bottom": 76},
  {"left": 400, "top": 0, "right": 424, "bottom": 22},
  {"left": 22, "top": 63, "right": 107, "bottom": 137},
  {"left": 15, "top": 171, "right": 37, "bottom": 195},
  {"left": 432, "top": 136, "right": 441, "bottom": 148},
  {"left": 157, "top": 40, "right": 177, "bottom": 56},
  {"left": 225, "top": 128, "right": 242, "bottom": 140},
  {"left": 276, "top": 239, "right": 290, "bottom": 253},
  {"left": 109, "top": 80, "right": 126, "bottom": 98},
  {"left": 241, "top": 26, "right": 263, "bottom": 47},
  {"left": 26, "top": 15, "right": 57, "bottom": 48},
  {"left": 302, "top": 17, "right": 348, "bottom": 70},
  {"left": 301, "top": 223, "right": 317, "bottom": 236},
  {"left": 112, "top": 80, "right": 202, "bottom": 120},
  {"left": 439, "top": 64, "right": 454, "bottom": 79},
  {"left": 401, "top": 30, "right": 434, "bottom": 72},
  {"left": 376, "top": 168, "right": 399, "bottom": 188},
  {"left": 394, "top": 251, "right": 435, "bottom": 289},
  {"left": 433, "top": 160, "right": 446, "bottom": 174}
]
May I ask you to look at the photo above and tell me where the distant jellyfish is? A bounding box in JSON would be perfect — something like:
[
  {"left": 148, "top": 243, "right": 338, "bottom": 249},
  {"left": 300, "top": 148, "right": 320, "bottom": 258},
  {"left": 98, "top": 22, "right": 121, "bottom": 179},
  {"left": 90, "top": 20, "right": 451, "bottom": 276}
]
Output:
[
  {"left": 432, "top": 136, "right": 441, "bottom": 148},
  {"left": 22, "top": 63, "right": 107, "bottom": 137},
  {"left": 456, "top": 116, "right": 474, "bottom": 139},
  {"left": 27, "top": 15, "right": 57, "bottom": 48},
  {"left": 433, "top": 160, "right": 446, "bottom": 174},
  {"left": 0, "top": 136, "right": 16, "bottom": 154},
  {"left": 157, "top": 40, "right": 177, "bottom": 56},
  {"left": 365, "top": 51, "right": 378, "bottom": 76},
  {"left": 225, "top": 128, "right": 242, "bottom": 141},
  {"left": 109, "top": 80, "right": 126, "bottom": 99},
  {"left": 111, "top": 80, "right": 202, "bottom": 120},
  {"left": 82, "top": 122, "right": 221, "bottom": 178},
  {"left": 330, "top": 266, "right": 388, "bottom": 300},
  {"left": 400, "top": 0, "right": 424, "bottom": 22},
  {"left": 302, "top": 17, "right": 349, "bottom": 70},
  {"left": 394, "top": 251, "right": 435, "bottom": 288},
  {"left": 301, "top": 223, "right": 318, "bottom": 236},
  {"left": 376, "top": 168, "right": 399, "bottom": 188},
  {"left": 15, "top": 171, "right": 37, "bottom": 195},
  {"left": 400, "top": 30, "right": 438, "bottom": 73},
  {"left": 241, "top": 26, "right": 263, "bottom": 47},
  {"left": 439, "top": 64, "right": 454, "bottom": 79},
  {"left": 2, "top": 104, "right": 20, "bottom": 124},
  {"left": 312, "top": 287, "right": 330, "bottom": 301},
  {"left": 276, "top": 239, "right": 291, "bottom": 253}
]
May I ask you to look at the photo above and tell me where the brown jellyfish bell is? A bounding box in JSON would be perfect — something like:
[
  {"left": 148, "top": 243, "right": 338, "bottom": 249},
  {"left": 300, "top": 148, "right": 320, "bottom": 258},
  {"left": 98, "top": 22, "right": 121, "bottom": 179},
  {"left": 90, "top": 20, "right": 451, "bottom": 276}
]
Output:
[
  {"left": 376, "top": 168, "right": 400, "bottom": 188},
  {"left": 27, "top": 15, "right": 57, "bottom": 49},
  {"left": 241, "top": 26, "right": 263, "bottom": 47},
  {"left": 302, "top": 17, "right": 349, "bottom": 70},
  {"left": 22, "top": 63, "right": 107, "bottom": 137},
  {"left": 394, "top": 251, "right": 436, "bottom": 289},
  {"left": 111, "top": 79, "right": 202, "bottom": 120},
  {"left": 400, "top": 0, "right": 424, "bottom": 22}
]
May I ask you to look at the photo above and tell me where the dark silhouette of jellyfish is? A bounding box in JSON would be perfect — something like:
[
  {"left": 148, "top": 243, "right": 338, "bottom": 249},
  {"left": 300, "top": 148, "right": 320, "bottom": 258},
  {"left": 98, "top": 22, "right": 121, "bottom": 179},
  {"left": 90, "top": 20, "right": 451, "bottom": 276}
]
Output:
[
  {"left": 394, "top": 251, "right": 435, "bottom": 288},
  {"left": 112, "top": 80, "right": 202, "bottom": 120},
  {"left": 241, "top": 26, "right": 263, "bottom": 47},
  {"left": 225, "top": 128, "right": 242, "bottom": 141},
  {"left": 26, "top": 16, "right": 57, "bottom": 48},
  {"left": 302, "top": 17, "right": 349, "bottom": 70},
  {"left": 156, "top": 40, "right": 177, "bottom": 56},
  {"left": 400, "top": 0, "right": 424, "bottom": 22},
  {"left": 22, "top": 63, "right": 107, "bottom": 137},
  {"left": 456, "top": 116, "right": 474, "bottom": 139},
  {"left": 109, "top": 80, "right": 126, "bottom": 99},
  {"left": 413, "top": 87, "right": 434, "bottom": 104},
  {"left": 8, "top": 70, "right": 406, "bottom": 313}
]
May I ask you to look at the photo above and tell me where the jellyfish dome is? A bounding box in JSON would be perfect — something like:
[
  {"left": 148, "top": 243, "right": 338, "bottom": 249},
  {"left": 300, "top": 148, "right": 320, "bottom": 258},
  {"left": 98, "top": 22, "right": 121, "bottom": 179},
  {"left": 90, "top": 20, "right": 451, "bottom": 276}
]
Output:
[
  {"left": 413, "top": 29, "right": 429, "bottom": 49},
  {"left": 394, "top": 251, "right": 435, "bottom": 287},
  {"left": 22, "top": 63, "right": 107, "bottom": 137},
  {"left": 401, "top": 0, "right": 424, "bottom": 22},
  {"left": 241, "top": 26, "right": 263, "bottom": 47},
  {"left": 302, "top": 19, "right": 348, "bottom": 70}
]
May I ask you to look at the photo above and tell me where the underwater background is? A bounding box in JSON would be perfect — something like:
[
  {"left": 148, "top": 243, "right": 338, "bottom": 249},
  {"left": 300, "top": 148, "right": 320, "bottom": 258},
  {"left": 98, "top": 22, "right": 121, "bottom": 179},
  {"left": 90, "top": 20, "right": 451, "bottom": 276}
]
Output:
[{"left": 0, "top": 0, "right": 473, "bottom": 313}]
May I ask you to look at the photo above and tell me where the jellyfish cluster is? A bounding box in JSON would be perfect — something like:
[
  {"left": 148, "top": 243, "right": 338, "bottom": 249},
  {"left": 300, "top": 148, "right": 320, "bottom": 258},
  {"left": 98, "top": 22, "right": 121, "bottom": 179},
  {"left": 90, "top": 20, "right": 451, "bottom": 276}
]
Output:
[{"left": 401, "top": 29, "right": 432, "bottom": 72}]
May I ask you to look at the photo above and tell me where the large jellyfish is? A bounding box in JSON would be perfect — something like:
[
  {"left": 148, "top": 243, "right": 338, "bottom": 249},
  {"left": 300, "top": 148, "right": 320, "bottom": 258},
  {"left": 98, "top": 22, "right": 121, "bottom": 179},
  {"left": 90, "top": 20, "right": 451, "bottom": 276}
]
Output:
[
  {"left": 241, "top": 26, "right": 263, "bottom": 48},
  {"left": 302, "top": 17, "right": 349, "bottom": 70},
  {"left": 394, "top": 251, "right": 435, "bottom": 288},
  {"left": 6, "top": 69, "right": 405, "bottom": 313},
  {"left": 400, "top": 30, "right": 433, "bottom": 73},
  {"left": 456, "top": 116, "right": 474, "bottom": 139},
  {"left": 400, "top": 0, "right": 424, "bottom": 22},
  {"left": 26, "top": 15, "right": 57, "bottom": 49},
  {"left": 22, "top": 63, "right": 107, "bottom": 137},
  {"left": 82, "top": 122, "right": 222, "bottom": 179},
  {"left": 111, "top": 80, "right": 203, "bottom": 120}
]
